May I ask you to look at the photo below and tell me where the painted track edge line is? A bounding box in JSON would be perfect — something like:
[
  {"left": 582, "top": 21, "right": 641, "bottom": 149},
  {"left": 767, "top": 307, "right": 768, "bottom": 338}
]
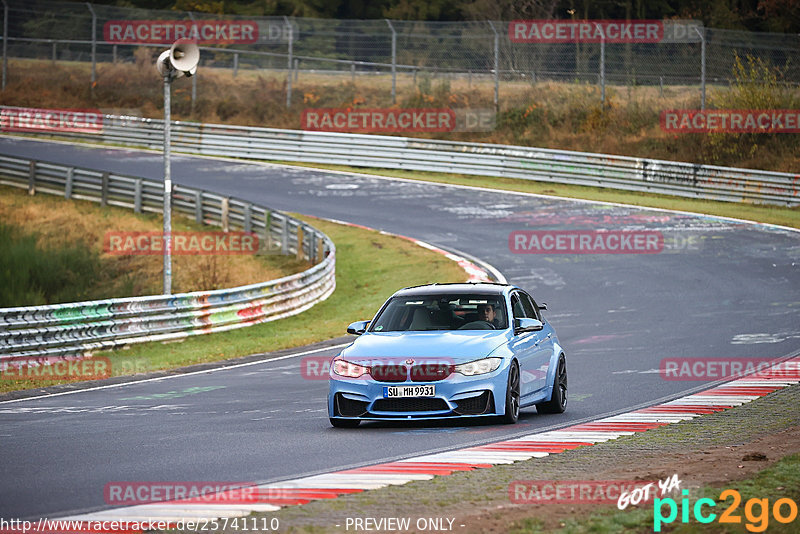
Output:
[{"left": 0, "top": 342, "right": 350, "bottom": 405}]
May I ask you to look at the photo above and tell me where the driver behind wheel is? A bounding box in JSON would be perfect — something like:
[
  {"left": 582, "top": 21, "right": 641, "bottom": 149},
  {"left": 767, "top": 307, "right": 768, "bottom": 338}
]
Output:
[{"left": 477, "top": 303, "right": 500, "bottom": 328}]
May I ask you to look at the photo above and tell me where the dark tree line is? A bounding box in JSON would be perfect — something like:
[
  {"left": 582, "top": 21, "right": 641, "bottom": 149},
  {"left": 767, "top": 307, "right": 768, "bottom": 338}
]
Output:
[{"left": 69, "top": 0, "right": 800, "bottom": 32}]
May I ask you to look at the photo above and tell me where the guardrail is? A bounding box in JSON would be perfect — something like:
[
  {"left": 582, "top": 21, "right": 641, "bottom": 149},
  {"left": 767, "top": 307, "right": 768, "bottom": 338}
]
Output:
[
  {"left": 1, "top": 107, "right": 796, "bottom": 206},
  {"left": 0, "top": 153, "right": 335, "bottom": 363}
]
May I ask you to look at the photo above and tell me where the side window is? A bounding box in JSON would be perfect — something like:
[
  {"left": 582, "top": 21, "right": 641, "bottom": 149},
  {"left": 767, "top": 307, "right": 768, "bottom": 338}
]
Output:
[
  {"left": 521, "top": 292, "right": 542, "bottom": 321},
  {"left": 510, "top": 294, "right": 526, "bottom": 319},
  {"left": 519, "top": 292, "right": 537, "bottom": 320}
]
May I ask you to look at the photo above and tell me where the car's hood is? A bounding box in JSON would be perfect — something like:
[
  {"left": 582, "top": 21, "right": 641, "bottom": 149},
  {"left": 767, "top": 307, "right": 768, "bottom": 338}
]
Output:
[{"left": 340, "top": 330, "right": 509, "bottom": 363}]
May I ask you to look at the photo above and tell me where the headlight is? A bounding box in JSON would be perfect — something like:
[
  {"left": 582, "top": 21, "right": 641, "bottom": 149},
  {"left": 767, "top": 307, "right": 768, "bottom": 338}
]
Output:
[
  {"left": 454, "top": 357, "right": 502, "bottom": 376},
  {"left": 333, "top": 359, "right": 370, "bottom": 378}
]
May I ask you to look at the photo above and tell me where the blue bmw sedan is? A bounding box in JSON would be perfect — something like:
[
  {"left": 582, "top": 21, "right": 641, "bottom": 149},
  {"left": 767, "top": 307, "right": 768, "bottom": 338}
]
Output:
[{"left": 328, "top": 283, "right": 567, "bottom": 427}]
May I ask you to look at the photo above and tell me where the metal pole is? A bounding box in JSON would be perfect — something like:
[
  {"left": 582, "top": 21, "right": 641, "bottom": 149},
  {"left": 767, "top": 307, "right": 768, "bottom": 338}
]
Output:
[
  {"left": 487, "top": 21, "right": 499, "bottom": 111},
  {"left": 187, "top": 12, "right": 197, "bottom": 113},
  {"left": 86, "top": 3, "right": 96, "bottom": 88},
  {"left": 1, "top": 1, "right": 7, "bottom": 91},
  {"left": 695, "top": 27, "right": 706, "bottom": 110},
  {"left": 386, "top": 19, "right": 396, "bottom": 105},
  {"left": 600, "top": 37, "right": 605, "bottom": 105},
  {"left": 163, "top": 74, "right": 173, "bottom": 295},
  {"left": 233, "top": 52, "right": 238, "bottom": 77},
  {"left": 284, "top": 16, "right": 293, "bottom": 108},
  {"left": 594, "top": 22, "right": 605, "bottom": 106}
]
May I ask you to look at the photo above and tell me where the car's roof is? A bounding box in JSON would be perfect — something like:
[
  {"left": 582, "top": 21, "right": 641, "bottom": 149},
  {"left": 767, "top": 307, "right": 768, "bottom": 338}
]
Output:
[{"left": 394, "top": 282, "right": 512, "bottom": 297}]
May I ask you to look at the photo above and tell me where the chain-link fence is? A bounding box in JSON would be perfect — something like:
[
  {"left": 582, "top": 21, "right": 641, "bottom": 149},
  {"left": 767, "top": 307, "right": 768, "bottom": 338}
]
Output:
[{"left": 2, "top": 0, "right": 799, "bottom": 110}]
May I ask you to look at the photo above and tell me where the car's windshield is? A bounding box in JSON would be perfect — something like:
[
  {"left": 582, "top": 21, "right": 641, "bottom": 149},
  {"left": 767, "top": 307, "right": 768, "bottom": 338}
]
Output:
[{"left": 370, "top": 294, "right": 508, "bottom": 332}]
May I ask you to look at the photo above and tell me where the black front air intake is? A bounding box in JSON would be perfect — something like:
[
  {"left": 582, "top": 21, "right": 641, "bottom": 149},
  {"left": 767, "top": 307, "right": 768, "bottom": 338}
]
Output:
[
  {"left": 453, "top": 391, "right": 494, "bottom": 415},
  {"left": 335, "top": 394, "right": 369, "bottom": 417},
  {"left": 371, "top": 397, "right": 450, "bottom": 412}
]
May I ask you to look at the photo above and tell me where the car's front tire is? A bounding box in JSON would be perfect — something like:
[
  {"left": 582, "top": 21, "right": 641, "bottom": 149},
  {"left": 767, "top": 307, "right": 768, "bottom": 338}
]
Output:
[
  {"left": 501, "top": 361, "right": 520, "bottom": 424},
  {"left": 330, "top": 417, "right": 360, "bottom": 428},
  {"left": 537, "top": 355, "right": 567, "bottom": 414}
]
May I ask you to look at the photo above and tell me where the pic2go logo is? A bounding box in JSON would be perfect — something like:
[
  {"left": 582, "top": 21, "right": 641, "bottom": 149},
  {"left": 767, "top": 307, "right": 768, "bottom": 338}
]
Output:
[{"left": 654, "top": 489, "right": 798, "bottom": 532}]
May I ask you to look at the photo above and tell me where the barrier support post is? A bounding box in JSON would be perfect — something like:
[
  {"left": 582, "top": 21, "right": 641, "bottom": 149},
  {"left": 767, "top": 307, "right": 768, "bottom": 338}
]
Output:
[
  {"left": 100, "top": 172, "right": 109, "bottom": 206},
  {"left": 296, "top": 225, "right": 304, "bottom": 260},
  {"left": 221, "top": 197, "right": 230, "bottom": 233},
  {"left": 194, "top": 190, "right": 203, "bottom": 224},
  {"left": 28, "top": 161, "right": 35, "bottom": 195},
  {"left": 65, "top": 168, "right": 74, "bottom": 199},
  {"left": 134, "top": 179, "right": 142, "bottom": 213}
]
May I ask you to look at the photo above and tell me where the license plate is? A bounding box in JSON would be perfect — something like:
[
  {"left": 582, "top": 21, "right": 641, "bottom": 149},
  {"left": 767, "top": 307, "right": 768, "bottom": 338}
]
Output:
[{"left": 383, "top": 385, "right": 435, "bottom": 398}]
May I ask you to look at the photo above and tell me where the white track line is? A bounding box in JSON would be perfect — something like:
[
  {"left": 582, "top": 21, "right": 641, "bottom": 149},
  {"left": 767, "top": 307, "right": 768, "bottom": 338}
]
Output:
[{"left": 0, "top": 342, "right": 349, "bottom": 405}]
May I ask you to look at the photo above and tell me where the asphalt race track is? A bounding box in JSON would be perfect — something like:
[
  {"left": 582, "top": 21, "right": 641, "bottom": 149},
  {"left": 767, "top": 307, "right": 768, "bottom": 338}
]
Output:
[{"left": 1, "top": 137, "right": 799, "bottom": 520}]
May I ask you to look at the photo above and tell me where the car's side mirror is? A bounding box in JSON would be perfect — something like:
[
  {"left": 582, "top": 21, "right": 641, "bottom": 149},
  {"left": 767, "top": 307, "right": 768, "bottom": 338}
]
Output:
[
  {"left": 514, "top": 318, "right": 543, "bottom": 334},
  {"left": 539, "top": 302, "right": 547, "bottom": 311},
  {"left": 346, "top": 320, "right": 370, "bottom": 335}
]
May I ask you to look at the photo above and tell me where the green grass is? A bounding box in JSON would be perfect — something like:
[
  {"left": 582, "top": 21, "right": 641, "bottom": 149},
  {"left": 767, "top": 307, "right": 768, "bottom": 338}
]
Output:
[
  {"left": 0, "top": 184, "right": 308, "bottom": 300},
  {"left": 510, "top": 453, "right": 800, "bottom": 533},
  {"left": 278, "top": 162, "right": 800, "bottom": 230},
  {"left": 0, "top": 223, "right": 103, "bottom": 306},
  {"left": 0, "top": 215, "right": 467, "bottom": 393}
]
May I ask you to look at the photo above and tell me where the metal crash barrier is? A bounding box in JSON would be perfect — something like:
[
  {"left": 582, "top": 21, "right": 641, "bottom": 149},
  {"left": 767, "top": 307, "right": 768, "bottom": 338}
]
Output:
[
  {"left": 0, "top": 153, "right": 335, "bottom": 362},
  {"left": 0, "top": 106, "right": 796, "bottom": 206}
]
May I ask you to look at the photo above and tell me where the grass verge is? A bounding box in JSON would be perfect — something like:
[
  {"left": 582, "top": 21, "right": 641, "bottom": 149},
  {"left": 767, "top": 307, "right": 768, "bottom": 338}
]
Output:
[
  {"left": 0, "top": 215, "right": 468, "bottom": 393},
  {"left": 246, "top": 383, "right": 800, "bottom": 533},
  {"left": 513, "top": 454, "right": 800, "bottom": 533},
  {"left": 0, "top": 185, "right": 307, "bottom": 303}
]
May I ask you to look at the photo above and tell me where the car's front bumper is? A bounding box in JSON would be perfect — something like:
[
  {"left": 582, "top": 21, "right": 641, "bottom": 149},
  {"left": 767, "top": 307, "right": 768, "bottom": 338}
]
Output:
[{"left": 328, "top": 365, "right": 509, "bottom": 420}]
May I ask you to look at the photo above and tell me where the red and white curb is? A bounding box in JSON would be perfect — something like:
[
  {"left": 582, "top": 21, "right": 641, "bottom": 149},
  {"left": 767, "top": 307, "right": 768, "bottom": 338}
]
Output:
[{"left": 45, "top": 356, "right": 800, "bottom": 529}]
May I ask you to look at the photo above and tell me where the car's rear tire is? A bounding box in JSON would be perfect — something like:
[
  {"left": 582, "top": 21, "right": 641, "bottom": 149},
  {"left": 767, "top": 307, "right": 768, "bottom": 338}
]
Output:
[
  {"left": 537, "top": 355, "right": 567, "bottom": 414},
  {"left": 501, "top": 361, "right": 520, "bottom": 424},
  {"left": 330, "top": 418, "right": 360, "bottom": 428}
]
